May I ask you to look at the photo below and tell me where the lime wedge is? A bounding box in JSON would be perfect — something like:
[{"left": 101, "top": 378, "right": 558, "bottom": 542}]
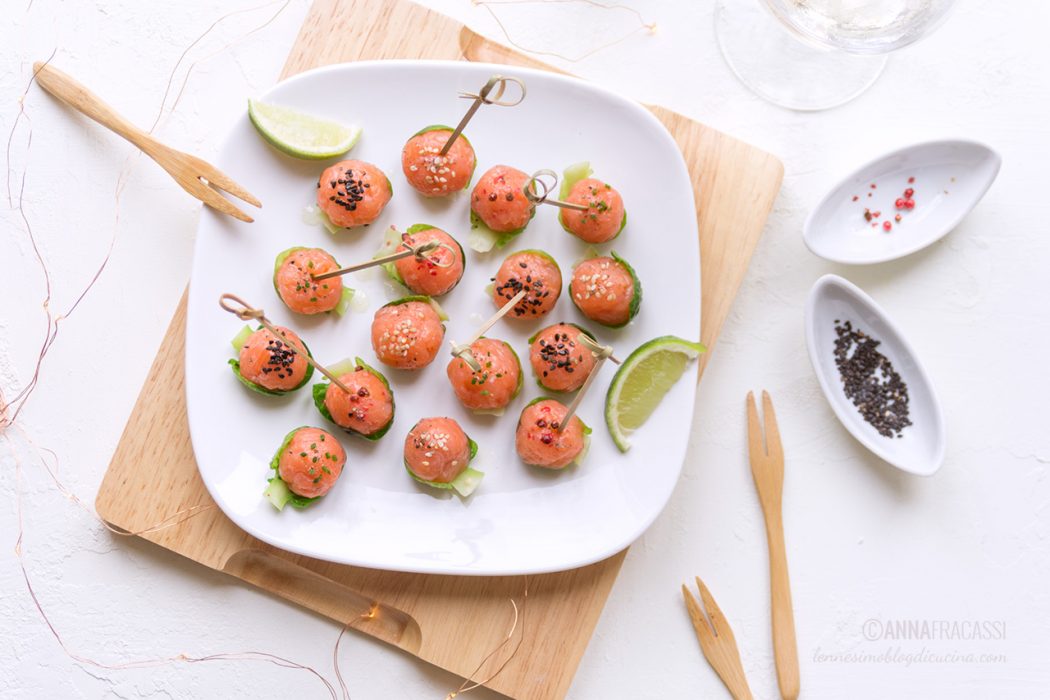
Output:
[
  {"left": 605, "top": 336, "right": 705, "bottom": 452},
  {"left": 247, "top": 99, "right": 361, "bottom": 160}
]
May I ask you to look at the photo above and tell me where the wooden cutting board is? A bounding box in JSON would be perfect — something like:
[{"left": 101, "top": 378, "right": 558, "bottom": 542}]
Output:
[{"left": 95, "top": 1, "right": 783, "bottom": 697}]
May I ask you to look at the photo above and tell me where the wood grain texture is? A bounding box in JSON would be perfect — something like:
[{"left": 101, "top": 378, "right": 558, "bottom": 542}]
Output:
[
  {"left": 746, "top": 392, "right": 800, "bottom": 699},
  {"left": 95, "top": 1, "right": 783, "bottom": 698},
  {"left": 682, "top": 577, "right": 754, "bottom": 700},
  {"left": 33, "top": 62, "right": 259, "bottom": 222}
]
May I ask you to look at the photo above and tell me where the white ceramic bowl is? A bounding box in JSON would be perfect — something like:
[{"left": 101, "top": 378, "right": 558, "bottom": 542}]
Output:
[
  {"left": 184, "top": 60, "right": 701, "bottom": 575},
  {"left": 805, "top": 274, "right": 945, "bottom": 476},
  {"left": 804, "top": 139, "right": 1000, "bottom": 264}
]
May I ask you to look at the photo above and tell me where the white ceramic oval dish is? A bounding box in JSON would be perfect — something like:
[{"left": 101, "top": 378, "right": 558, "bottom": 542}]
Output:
[
  {"left": 805, "top": 274, "right": 945, "bottom": 476},
  {"left": 184, "top": 60, "right": 701, "bottom": 576},
  {"left": 804, "top": 139, "right": 1000, "bottom": 264}
]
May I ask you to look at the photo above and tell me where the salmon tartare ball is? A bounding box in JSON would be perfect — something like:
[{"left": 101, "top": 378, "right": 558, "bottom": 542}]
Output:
[
  {"left": 404, "top": 417, "right": 476, "bottom": 485},
  {"left": 446, "top": 337, "right": 522, "bottom": 412},
  {"left": 273, "top": 247, "right": 344, "bottom": 315},
  {"left": 316, "top": 159, "right": 392, "bottom": 228},
  {"left": 273, "top": 426, "right": 346, "bottom": 500},
  {"left": 491, "top": 250, "right": 562, "bottom": 320},
  {"left": 315, "top": 359, "right": 395, "bottom": 440},
  {"left": 559, "top": 178, "right": 626, "bottom": 243},
  {"left": 528, "top": 323, "right": 597, "bottom": 392},
  {"left": 394, "top": 226, "right": 465, "bottom": 296},
  {"left": 401, "top": 127, "right": 475, "bottom": 197},
  {"left": 371, "top": 297, "right": 445, "bottom": 370},
  {"left": 231, "top": 325, "right": 313, "bottom": 394},
  {"left": 470, "top": 165, "right": 534, "bottom": 234},
  {"left": 569, "top": 253, "right": 642, "bottom": 328},
  {"left": 515, "top": 399, "right": 588, "bottom": 469}
]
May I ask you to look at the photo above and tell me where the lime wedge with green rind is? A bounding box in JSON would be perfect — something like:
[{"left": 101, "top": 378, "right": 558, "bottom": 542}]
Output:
[
  {"left": 605, "top": 336, "right": 705, "bottom": 452},
  {"left": 248, "top": 99, "right": 361, "bottom": 160}
]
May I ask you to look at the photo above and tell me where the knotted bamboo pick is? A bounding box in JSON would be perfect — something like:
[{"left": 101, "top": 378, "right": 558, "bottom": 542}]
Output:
[
  {"left": 440, "top": 75, "right": 526, "bottom": 156},
  {"left": 449, "top": 290, "right": 528, "bottom": 372},
  {"left": 558, "top": 334, "right": 616, "bottom": 432},
  {"left": 219, "top": 293, "right": 352, "bottom": 394},
  {"left": 523, "top": 169, "right": 589, "bottom": 212}
]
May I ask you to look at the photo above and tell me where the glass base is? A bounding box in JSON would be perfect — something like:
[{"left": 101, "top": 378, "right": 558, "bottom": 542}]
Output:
[{"left": 714, "top": 0, "right": 888, "bottom": 111}]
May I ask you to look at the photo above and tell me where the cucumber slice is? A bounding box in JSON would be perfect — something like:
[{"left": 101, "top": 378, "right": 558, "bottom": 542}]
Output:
[
  {"left": 264, "top": 426, "right": 321, "bottom": 510},
  {"left": 506, "top": 341, "right": 524, "bottom": 400},
  {"left": 429, "top": 297, "right": 449, "bottom": 321},
  {"left": 571, "top": 246, "right": 600, "bottom": 268},
  {"left": 513, "top": 248, "right": 561, "bottom": 272},
  {"left": 316, "top": 207, "right": 342, "bottom": 235},
  {"left": 312, "top": 382, "right": 335, "bottom": 422},
  {"left": 573, "top": 433, "right": 591, "bottom": 466},
  {"left": 527, "top": 322, "right": 595, "bottom": 345},
  {"left": 524, "top": 395, "right": 550, "bottom": 409},
  {"left": 560, "top": 161, "right": 593, "bottom": 200},
  {"left": 450, "top": 467, "right": 484, "bottom": 497},
  {"left": 374, "top": 225, "right": 406, "bottom": 285},
  {"left": 334, "top": 287, "right": 355, "bottom": 316},
  {"left": 228, "top": 328, "right": 315, "bottom": 396},
  {"left": 406, "top": 465, "right": 485, "bottom": 498},
  {"left": 382, "top": 293, "right": 447, "bottom": 321},
  {"left": 230, "top": 324, "right": 254, "bottom": 353},
  {"left": 405, "top": 223, "right": 436, "bottom": 235},
  {"left": 610, "top": 250, "right": 643, "bottom": 327},
  {"left": 273, "top": 246, "right": 307, "bottom": 290},
  {"left": 312, "top": 357, "right": 395, "bottom": 441},
  {"left": 381, "top": 295, "right": 447, "bottom": 322},
  {"left": 324, "top": 357, "right": 360, "bottom": 378},
  {"left": 468, "top": 209, "right": 532, "bottom": 253},
  {"left": 263, "top": 478, "right": 294, "bottom": 511}
]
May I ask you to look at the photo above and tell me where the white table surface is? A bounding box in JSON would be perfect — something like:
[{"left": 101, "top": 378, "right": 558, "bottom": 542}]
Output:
[{"left": 1, "top": 1, "right": 1047, "bottom": 698}]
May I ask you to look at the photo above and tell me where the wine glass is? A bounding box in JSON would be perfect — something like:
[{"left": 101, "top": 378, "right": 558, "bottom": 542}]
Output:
[{"left": 715, "top": 0, "right": 957, "bottom": 111}]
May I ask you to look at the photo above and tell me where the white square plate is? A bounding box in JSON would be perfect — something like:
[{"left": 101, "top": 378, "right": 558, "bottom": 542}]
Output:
[{"left": 185, "top": 61, "right": 700, "bottom": 575}]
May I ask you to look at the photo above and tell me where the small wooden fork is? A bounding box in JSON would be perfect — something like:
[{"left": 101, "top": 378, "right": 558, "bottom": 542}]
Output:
[
  {"left": 747, "top": 391, "right": 800, "bottom": 700},
  {"left": 32, "top": 61, "right": 261, "bottom": 223},
  {"left": 682, "top": 576, "right": 754, "bottom": 700}
]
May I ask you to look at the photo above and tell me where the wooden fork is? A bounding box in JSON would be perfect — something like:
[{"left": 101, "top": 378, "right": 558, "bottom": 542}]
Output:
[
  {"left": 681, "top": 576, "right": 754, "bottom": 700},
  {"left": 32, "top": 61, "right": 261, "bottom": 223},
  {"left": 747, "top": 391, "right": 800, "bottom": 700}
]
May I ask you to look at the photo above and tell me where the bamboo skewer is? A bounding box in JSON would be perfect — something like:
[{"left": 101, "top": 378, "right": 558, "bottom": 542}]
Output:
[
  {"left": 312, "top": 236, "right": 451, "bottom": 282},
  {"left": 449, "top": 290, "right": 528, "bottom": 372},
  {"left": 440, "top": 75, "right": 526, "bottom": 156},
  {"left": 523, "top": 169, "right": 589, "bottom": 212},
  {"left": 558, "top": 335, "right": 616, "bottom": 432},
  {"left": 219, "top": 293, "right": 353, "bottom": 394},
  {"left": 579, "top": 333, "right": 622, "bottom": 365}
]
